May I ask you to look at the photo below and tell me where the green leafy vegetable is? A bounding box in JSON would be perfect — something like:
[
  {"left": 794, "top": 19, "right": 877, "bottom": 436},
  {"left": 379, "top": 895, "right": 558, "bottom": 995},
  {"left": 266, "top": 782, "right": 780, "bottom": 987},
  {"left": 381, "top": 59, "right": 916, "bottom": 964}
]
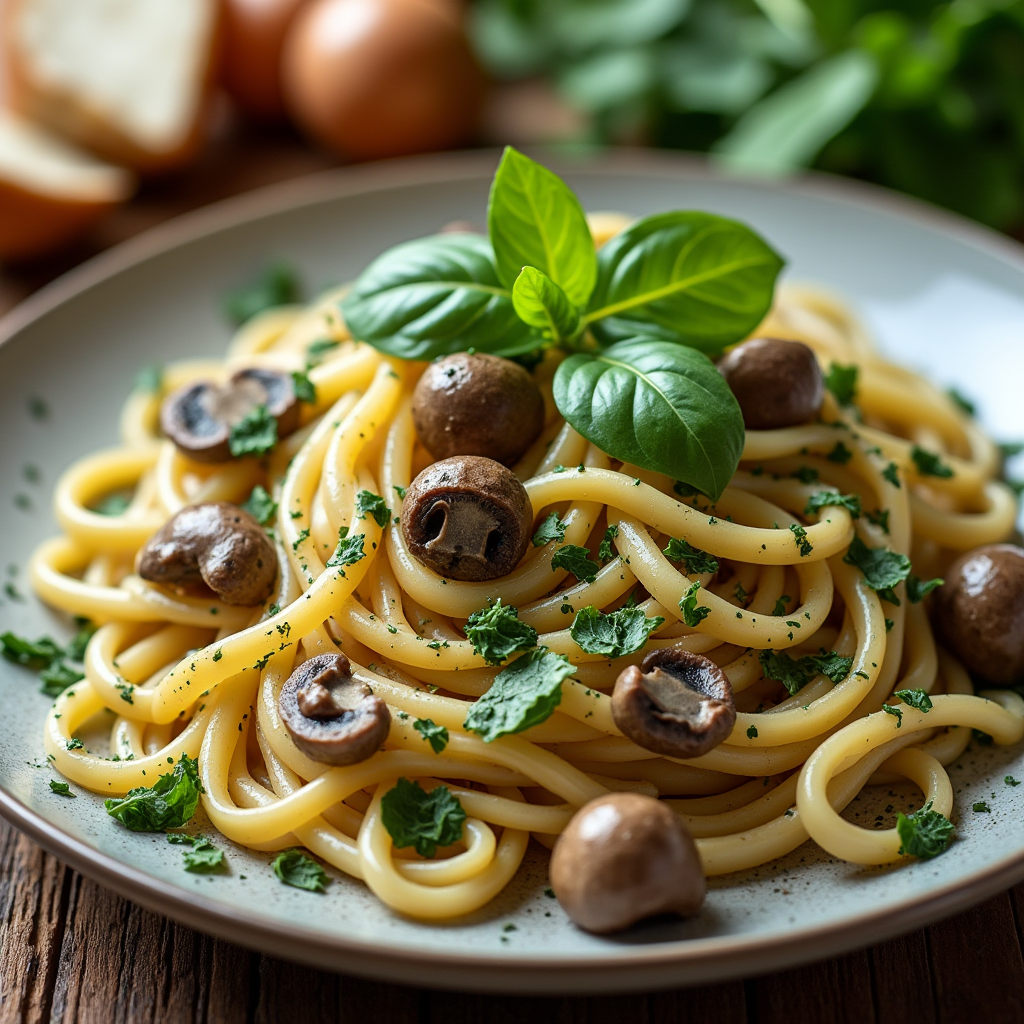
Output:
[
  {"left": 771, "top": 595, "right": 790, "bottom": 617},
  {"left": 897, "top": 801, "right": 955, "bottom": 860},
  {"left": 570, "top": 604, "right": 664, "bottom": 658},
  {"left": 882, "top": 703, "right": 903, "bottom": 727},
  {"left": 679, "top": 581, "right": 711, "bottom": 627},
  {"left": 553, "top": 337, "right": 745, "bottom": 502},
  {"left": 759, "top": 649, "right": 854, "bottom": 696},
  {"left": 823, "top": 363, "right": 859, "bottom": 406},
  {"left": 380, "top": 778, "right": 466, "bottom": 858},
  {"left": 550, "top": 544, "right": 599, "bottom": 584},
  {"left": 585, "top": 211, "right": 784, "bottom": 353},
  {"left": 182, "top": 838, "right": 224, "bottom": 873},
  {"left": 1, "top": 626, "right": 94, "bottom": 698},
  {"left": 790, "top": 523, "right": 813, "bottom": 557},
  {"left": 340, "top": 234, "right": 536, "bottom": 361},
  {"left": 512, "top": 267, "right": 581, "bottom": 344},
  {"left": 911, "top": 445, "right": 954, "bottom": 479},
  {"left": 241, "top": 485, "right": 277, "bottom": 526},
  {"left": 326, "top": 532, "right": 366, "bottom": 573},
  {"left": 272, "top": 848, "right": 328, "bottom": 891},
  {"left": 355, "top": 490, "right": 391, "bottom": 528},
  {"left": 532, "top": 511, "right": 567, "bottom": 547},
  {"left": 598, "top": 524, "right": 619, "bottom": 562},
  {"left": 49, "top": 779, "right": 75, "bottom": 797},
  {"left": 906, "top": 574, "right": 944, "bottom": 604},
  {"left": 413, "top": 718, "right": 449, "bottom": 753},
  {"left": 464, "top": 599, "right": 538, "bottom": 666},
  {"left": 882, "top": 462, "right": 901, "bottom": 488},
  {"left": 894, "top": 689, "right": 933, "bottom": 712},
  {"left": 463, "top": 648, "right": 575, "bottom": 742},
  {"left": 228, "top": 405, "right": 277, "bottom": 458},
  {"left": 826, "top": 442, "right": 853, "bottom": 464},
  {"left": 843, "top": 536, "right": 912, "bottom": 605},
  {"left": 291, "top": 370, "right": 316, "bottom": 405},
  {"left": 662, "top": 537, "right": 718, "bottom": 575},
  {"left": 225, "top": 262, "right": 301, "bottom": 325},
  {"left": 804, "top": 491, "right": 862, "bottom": 518},
  {"left": 104, "top": 754, "right": 203, "bottom": 832}
]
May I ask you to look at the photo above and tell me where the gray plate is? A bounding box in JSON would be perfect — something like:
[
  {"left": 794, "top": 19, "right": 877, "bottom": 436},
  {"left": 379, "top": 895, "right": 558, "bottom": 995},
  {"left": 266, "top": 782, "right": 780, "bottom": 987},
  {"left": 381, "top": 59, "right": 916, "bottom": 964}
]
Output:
[{"left": 1, "top": 150, "right": 1023, "bottom": 995}]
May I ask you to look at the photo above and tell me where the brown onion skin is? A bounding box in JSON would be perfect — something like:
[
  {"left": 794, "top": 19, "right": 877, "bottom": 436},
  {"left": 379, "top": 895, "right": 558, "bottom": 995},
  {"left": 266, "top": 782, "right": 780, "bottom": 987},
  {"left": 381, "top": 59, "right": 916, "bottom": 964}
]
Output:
[{"left": 281, "top": 0, "right": 485, "bottom": 161}]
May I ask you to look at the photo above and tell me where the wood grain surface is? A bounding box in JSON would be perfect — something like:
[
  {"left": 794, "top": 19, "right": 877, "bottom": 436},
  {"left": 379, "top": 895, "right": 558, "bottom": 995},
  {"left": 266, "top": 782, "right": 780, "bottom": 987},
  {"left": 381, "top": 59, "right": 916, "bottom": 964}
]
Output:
[{"left": 0, "top": 122, "right": 1018, "bottom": 1024}]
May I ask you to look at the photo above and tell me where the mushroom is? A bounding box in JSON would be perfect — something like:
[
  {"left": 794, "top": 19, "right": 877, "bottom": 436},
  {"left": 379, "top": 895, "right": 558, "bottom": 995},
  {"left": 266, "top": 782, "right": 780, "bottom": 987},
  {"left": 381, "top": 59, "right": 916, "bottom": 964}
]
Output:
[
  {"left": 137, "top": 502, "right": 277, "bottom": 606},
  {"left": 401, "top": 455, "right": 533, "bottom": 581},
  {"left": 412, "top": 353, "right": 545, "bottom": 467},
  {"left": 278, "top": 652, "right": 391, "bottom": 765},
  {"left": 161, "top": 367, "right": 300, "bottom": 463},
  {"left": 612, "top": 648, "right": 736, "bottom": 758},
  {"left": 933, "top": 543, "right": 1024, "bottom": 685},
  {"left": 717, "top": 338, "right": 824, "bottom": 430},
  {"left": 549, "top": 792, "right": 705, "bottom": 934}
]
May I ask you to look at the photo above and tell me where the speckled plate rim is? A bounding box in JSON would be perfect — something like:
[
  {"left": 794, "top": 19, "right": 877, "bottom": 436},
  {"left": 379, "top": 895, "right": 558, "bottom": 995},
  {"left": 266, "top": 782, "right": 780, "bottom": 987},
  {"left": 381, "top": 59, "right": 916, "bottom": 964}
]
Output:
[{"left": 2, "top": 148, "right": 1024, "bottom": 995}]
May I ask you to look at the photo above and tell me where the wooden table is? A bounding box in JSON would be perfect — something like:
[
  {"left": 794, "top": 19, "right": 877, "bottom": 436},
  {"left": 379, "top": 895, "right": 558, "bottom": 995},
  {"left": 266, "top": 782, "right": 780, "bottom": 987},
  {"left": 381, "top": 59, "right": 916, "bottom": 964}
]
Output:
[{"left": 2, "top": 123, "right": 1022, "bottom": 1024}]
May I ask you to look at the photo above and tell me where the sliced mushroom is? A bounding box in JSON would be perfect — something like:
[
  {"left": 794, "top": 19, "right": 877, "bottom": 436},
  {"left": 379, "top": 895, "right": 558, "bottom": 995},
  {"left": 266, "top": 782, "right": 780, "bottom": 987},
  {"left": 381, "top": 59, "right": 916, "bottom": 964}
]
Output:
[
  {"left": 550, "top": 792, "right": 705, "bottom": 934},
  {"left": 612, "top": 648, "right": 736, "bottom": 758},
  {"left": 161, "top": 367, "right": 300, "bottom": 463},
  {"left": 401, "top": 455, "right": 533, "bottom": 581},
  {"left": 412, "top": 353, "right": 545, "bottom": 466},
  {"left": 278, "top": 653, "right": 391, "bottom": 766},
  {"left": 137, "top": 502, "right": 277, "bottom": 606}
]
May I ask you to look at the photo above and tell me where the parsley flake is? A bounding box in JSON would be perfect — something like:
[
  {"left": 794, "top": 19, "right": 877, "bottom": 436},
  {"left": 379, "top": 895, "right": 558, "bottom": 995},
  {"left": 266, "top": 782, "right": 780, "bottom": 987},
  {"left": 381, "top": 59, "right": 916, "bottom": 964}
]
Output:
[
  {"left": 843, "top": 536, "right": 911, "bottom": 604},
  {"left": 413, "top": 718, "right": 449, "bottom": 753},
  {"left": 183, "top": 837, "right": 225, "bottom": 873},
  {"left": 380, "top": 778, "right": 466, "bottom": 858},
  {"left": 910, "top": 445, "right": 954, "bottom": 479},
  {"left": 824, "top": 363, "right": 858, "bottom": 406},
  {"left": 882, "top": 703, "right": 903, "bottom": 727},
  {"left": 897, "top": 801, "right": 955, "bottom": 859},
  {"left": 104, "top": 754, "right": 203, "bottom": 832},
  {"left": 355, "top": 490, "right": 391, "bottom": 528},
  {"left": 894, "top": 688, "right": 933, "bottom": 712},
  {"left": 272, "top": 848, "right": 328, "bottom": 891},
  {"left": 570, "top": 605, "right": 664, "bottom": 659},
  {"left": 906, "top": 574, "right": 944, "bottom": 603},
  {"left": 326, "top": 531, "right": 366, "bottom": 573},
  {"left": 464, "top": 600, "right": 537, "bottom": 666},
  {"left": 804, "top": 491, "right": 861, "bottom": 518},
  {"left": 532, "top": 511, "right": 567, "bottom": 547},
  {"left": 48, "top": 779, "right": 75, "bottom": 797},
  {"left": 679, "top": 581, "right": 711, "bottom": 628},
  {"left": 228, "top": 405, "right": 277, "bottom": 458},
  {"left": 241, "top": 485, "right": 277, "bottom": 526},
  {"left": 290, "top": 370, "right": 317, "bottom": 405},
  {"left": 759, "top": 650, "right": 853, "bottom": 696},
  {"left": 550, "top": 544, "right": 599, "bottom": 584},
  {"left": 598, "top": 524, "right": 619, "bottom": 562},
  {"left": 662, "top": 537, "right": 718, "bottom": 575}
]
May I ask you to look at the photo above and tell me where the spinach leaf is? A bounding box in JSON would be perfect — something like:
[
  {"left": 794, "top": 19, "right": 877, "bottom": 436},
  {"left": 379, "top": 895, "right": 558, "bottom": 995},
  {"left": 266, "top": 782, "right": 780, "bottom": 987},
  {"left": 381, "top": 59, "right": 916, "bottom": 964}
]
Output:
[
  {"left": 464, "top": 599, "right": 538, "bottom": 666},
  {"left": 512, "top": 267, "right": 580, "bottom": 343},
  {"left": 896, "top": 801, "right": 955, "bottom": 859},
  {"left": 487, "top": 146, "right": 596, "bottom": 307},
  {"left": 104, "top": 754, "right": 203, "bottom": 832},
  {"left": 272, "top": 848, "right": 328, "bottom": 891},
  {"left": 463, "top": 648, "right": 575, "bottom": 742},
  {"left": 570, "top": 605, "right": 664, "bottom": 658},
  {"left": 340, "top": 234, "right": 536, "bottom": 360},
  {"left": 550, "top": 544, "right": 599, "bottom": 583},
  {"left": 843, "top": 536, "right": 912, "bottom": 605},
  {"left": 380, "top": 778, "right": 466, "bottom": 858},
  {"left": 553, "top": 337, "right": 744, "bottom": 501},
  {"left": 585, "top": 211, "right": 784, "bottom": 353}
]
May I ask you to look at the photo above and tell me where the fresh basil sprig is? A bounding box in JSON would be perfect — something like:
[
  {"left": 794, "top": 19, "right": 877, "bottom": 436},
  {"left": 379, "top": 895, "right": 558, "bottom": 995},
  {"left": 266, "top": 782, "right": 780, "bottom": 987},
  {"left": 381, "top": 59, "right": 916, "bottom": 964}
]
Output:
[{"left": 340, "top": 146, "right": 785, "bottom": 501}]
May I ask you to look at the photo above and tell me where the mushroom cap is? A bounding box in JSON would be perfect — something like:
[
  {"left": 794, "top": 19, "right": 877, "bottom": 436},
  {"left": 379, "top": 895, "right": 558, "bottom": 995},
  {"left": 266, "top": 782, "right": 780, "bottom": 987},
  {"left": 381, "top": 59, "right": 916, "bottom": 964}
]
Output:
[
  {"left": 550, "top": 792, "right": 705, "bottom": 935},
  {"left": 279, "top": 653, "right": 391, "bottom": 766},
  {"left": 160, "top": 367, "right": 300, "bottom": 463},
  {"left": 412, "top": 353, "right": 545, "bottom": 467},
  {"left": 136, "top": 502, "right": 277, "bottom": 606},
  {"left": 933, "top": 543, "right": 1024, "bottom": 685},
  {"left": 611, "top": 648, "right": 736, "bottom": 758},
  {"left": 717, "top": 337, "right": 824, "bottom": 431},
  {"left": 401, "top": 455, "right": 533, "bottom": 581}
]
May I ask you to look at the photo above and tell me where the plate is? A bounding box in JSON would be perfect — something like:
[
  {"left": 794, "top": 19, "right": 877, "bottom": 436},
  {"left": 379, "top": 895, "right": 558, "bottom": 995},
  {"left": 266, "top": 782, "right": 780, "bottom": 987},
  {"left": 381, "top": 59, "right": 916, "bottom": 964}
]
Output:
[{"left": 1, "top": 149, "right": 1023, "bottom": 995}]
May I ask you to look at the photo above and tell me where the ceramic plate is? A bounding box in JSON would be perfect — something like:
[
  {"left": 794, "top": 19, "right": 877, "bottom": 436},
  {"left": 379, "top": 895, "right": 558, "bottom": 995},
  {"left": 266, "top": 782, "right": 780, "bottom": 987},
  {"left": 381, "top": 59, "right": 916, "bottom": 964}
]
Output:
[{"left": 1, "top": 151, "right": 1023, "bottom": 995}]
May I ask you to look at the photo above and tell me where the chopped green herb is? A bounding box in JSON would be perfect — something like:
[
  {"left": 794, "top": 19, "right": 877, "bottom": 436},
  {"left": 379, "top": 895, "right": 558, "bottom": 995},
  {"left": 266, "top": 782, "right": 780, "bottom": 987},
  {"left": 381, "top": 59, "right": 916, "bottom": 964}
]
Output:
[
  {"left": 910, "top": 445, "right": 954, "bottom": 479},
  {"left": 882, "top": 462, "right": 901, "bottom": 488},
  {"left": 241, "top": 485, "right": 277, "bottom": 526},
  {"left": 464, "top": 599, "right": 537, "bottom": 666},
  {"left": 183, "top": 837, "right": 225, "bottom": 873},
  {"left": 326, "top": 531, "right": 365, "bottom": 572},
  {"left": 804, "top": 491, "right": 861, "bottom": 518},
  {"left": 597, "top": 524, "right": 619, "bottom": 562},
  {"left": 228, "top": 405, "right": 277, "bottom": 458},
  {"left": 882, "top": 703, "right": 903, "bottom": 727},
  {"left": 104, "top": 754, "right": 203, "bottom": 832},
  {"left": 906, "top": 574, "right": 944, "bottom": 604},
  {"left": 746, "top": 726, "right": 758, "bottom": 739},
  {"left": 463, "top": 648, "right": 575, "bottom": 742},
  {"left": 393, "top": 484, "right": 407, "bottom": 500},
  {"left": 759, "top": 649, "right": 853, "bottom": 696},
  {"left": 865, "top": 508, "right": 890, "bottom": 533},
  {"left": 789, "top": 523, "right": 813, "bottom": 557},
  {"left": 224, "top": 262, "right": 301, "bottom": 325},
  {"left": 272, "top": 848, "right": 328, "bottom": 891},
  {"left": 673, "top": 481, "right": 704, "bottom": 498},
  {"left": 897, "top": 801, "right": 955, "bottom": 859},
  {"left": 771, "top": 595, "right": 791, "bottom": 617},
  {"left": 532, "top": 511, "right": 567, "bottom": 547},
  {"left": 947, "top": 388, "right": 976, "bottom": 416},
  {"left": 550, "top": 544, "right": 599, "bottom": 584},
  {"left": 413, "top": 718, "right": 449, "bottom": 753},
  {"left": 93, "top": 492, "right": 132, "bottom": 516},
  {"left": 66, "top": 738, "right": 84, "bottom": 750},
  {"left": 826, "top": 442, "right": 853, "bottom": 464},
  {"left": 679, "top": 581, "right": 711, "bottom": 628},
  {"left": 292, "top": 527, "right": 311, "bottom": 551},
  {"left": 662, "top": 537, "right": 718, "bottom": 575},
  {"left": 824, "top": 363, "right": 858, "bottom": 406},
  {"left": 1005, "top": 776, "right": 1021, "bottom": 787},
  {"left": 48, "top": 779, "right": 75, "bottom": 797},
  {"left": 570, "top": 605, "right": 664, "bottom": 659},
  {"left": 28, "top": 396, "right": 48, "bottom": 420},
  {"left": 792, "top": 466, "right": 819, "bottom": 484},
  {"left": 355, "top": 490, "right": 391, "bottom": 528},
  {"left": 843, "top": 536, "right": 912, "bottom": 605},
  {"left": 973, "top": 801, "right": 992, "bottom": 813},
  {"left": 290, "top": 370, "right": 316, "bottom": 405},
  {"left": 380, "top": 778, "right": 466, "bottom": 858},
  {"left": 894, "top": 689, "right": 933, "bottom": 712},
  {"left": 734, "top": 582, "right": 748, "bottom": 605}
]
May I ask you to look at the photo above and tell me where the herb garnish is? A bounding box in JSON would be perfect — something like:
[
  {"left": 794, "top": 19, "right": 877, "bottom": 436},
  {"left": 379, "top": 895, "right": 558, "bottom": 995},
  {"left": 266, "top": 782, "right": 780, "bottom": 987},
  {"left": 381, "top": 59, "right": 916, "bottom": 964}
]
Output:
[
  {"left": 570, "top": 605, "right": 664, "bottom": 659},
  {"left": 241, "top": 485, "right": 277, "bottom": 526},
  {"left": 679, "top": 581, "right": 711, "bottom": 627},
  {"left": 464, "top": 599, "right": 537, "bottom": 666},
  {"left": 842, "top": 536, "right": 911, "bottom": 604},
  {"left": 906, "top": 574, "right": 944, "bottom": 604},
  {"left": 532, "top": 511, "right": 567, "bottom": 547},
  {"left": 759, "top": 650, "right": 853, "bottom": 696},
  {"left": 290, "top": 370, "right": 317, "bottom": 405},
  {"left": 662, "top": 537, "right": 718, "bottom": 575},
  {"left": 1, "top": 623, "right": 95, "bottom": 698},
  {"left": 326, "top": 531, "right": 365, "bottom": 573},
  {"left": 182, "top": 837, "right": 225, "bottom": 873},
  {"left": 550, "top": 544, "right": 599, "bottom": 584},
  {"left": 48, "top": 779, "right": 75, "bottom": 797},
  {"left": 824, "top": 363, "right": 858, "bottom": 406},
  {"left": 894, "top": 688, "right": 933, "bottom": 711},
  {"left": 380, "top": 778, "right": 466, "bottom": 858},
  {"left": 897, "top": 801, "right": 955, "bottom": 859},
  {"left": 804, "top": 491, "right": 862, "bottom": 518},
  {"left": 340, "top": 148, "right": 782, "bottom": 501},
  {"left": 910, "top": 445, "right": 954, "bottom": 479},
  {"left": 272, "top": 848, "right": 328, "bottom": 892},
  {"left": 228, "top": 405, "right": 277, "bottom": 458},
  {"left": 413, "top": 718, "right": 449, "bottom": 753},
  {"left": 463, "top": 648, "right": 575, "bottom": 741},
  {"left": 598, "top": 524, "right": 619, "bottom": 562},
  {"left": 354, "top": 490, "right": 391, "bottom": 528},
  {"left": 104, "top": 754, "right": 203, "bottom": 832}
]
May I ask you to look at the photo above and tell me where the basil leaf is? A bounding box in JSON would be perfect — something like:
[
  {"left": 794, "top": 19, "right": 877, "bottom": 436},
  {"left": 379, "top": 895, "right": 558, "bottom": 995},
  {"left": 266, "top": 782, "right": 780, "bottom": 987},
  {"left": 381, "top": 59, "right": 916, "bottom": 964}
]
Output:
[
  {"left": 104, "top": 754, "right": 203, "bottom": 832},
  {"left": 465, "top": 599, "right": 538, "bottom": 666},
  {"left": 272, "top": 848, "right": 328, "bottom": 891},
  {"left": 512, "top": 267, "right": 580, "bottom": 343},
  {"left": 487, "top": 146, "right": 596, "bottom": 307},
  {"left": 463, "top": 648, "right": 575, "bottom": 742},
  {"left": 585, "top": 211, "right": 784, "bottom": 354},
  {"left": 340, "top": 234, "right": 537, "bottom": 360},
  {"left": 553, "top": 337, "right": 744, "bottom": 501},
  {"left": 380, "top": 778, "right": 466, "bottom": 858},
  {"left": 570, "top": 605, "right": 664, "bottom": 658}
]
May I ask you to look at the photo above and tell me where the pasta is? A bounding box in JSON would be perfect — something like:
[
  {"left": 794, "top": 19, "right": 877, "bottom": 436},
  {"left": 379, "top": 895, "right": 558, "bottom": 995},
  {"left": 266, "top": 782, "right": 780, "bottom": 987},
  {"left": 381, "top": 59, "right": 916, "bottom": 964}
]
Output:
[{"left": 28, "top": 212, "right": 1024, "bottom": 926}]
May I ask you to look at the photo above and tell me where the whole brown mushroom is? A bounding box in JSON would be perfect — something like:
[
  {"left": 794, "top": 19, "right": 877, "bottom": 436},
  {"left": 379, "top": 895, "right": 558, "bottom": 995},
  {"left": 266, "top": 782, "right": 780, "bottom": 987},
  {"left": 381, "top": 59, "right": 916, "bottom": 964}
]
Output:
[
  {"left": 401, "top": 455, "right": 533, "bottom": 581},
  {"left": 933, "top": 543, "right": 1024, "bottom": 685},
  {"left": 612, "top": 648, "right": 736, "bottom": 759},
  {"left": 717, "top": 338, "right": 824, "bottom": 431},
  {"left": 279, "top": 653, "right": 391, "bottom": 766},
  {"left": 412, "top": 353, "right": 545, "bottom": 467},
  {"left": 137, "top": 502, "right": 277, "bottom": 606},
  {"left": 550, "top": 792, "right": 705, "bottom": 935}
]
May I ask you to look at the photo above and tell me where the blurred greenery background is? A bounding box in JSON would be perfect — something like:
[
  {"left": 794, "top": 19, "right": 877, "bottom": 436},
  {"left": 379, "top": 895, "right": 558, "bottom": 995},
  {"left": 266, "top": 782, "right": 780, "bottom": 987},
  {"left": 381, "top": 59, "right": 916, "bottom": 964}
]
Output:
[{"left": 469, "top": 0, "right": 1024, "bottom": 232}]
